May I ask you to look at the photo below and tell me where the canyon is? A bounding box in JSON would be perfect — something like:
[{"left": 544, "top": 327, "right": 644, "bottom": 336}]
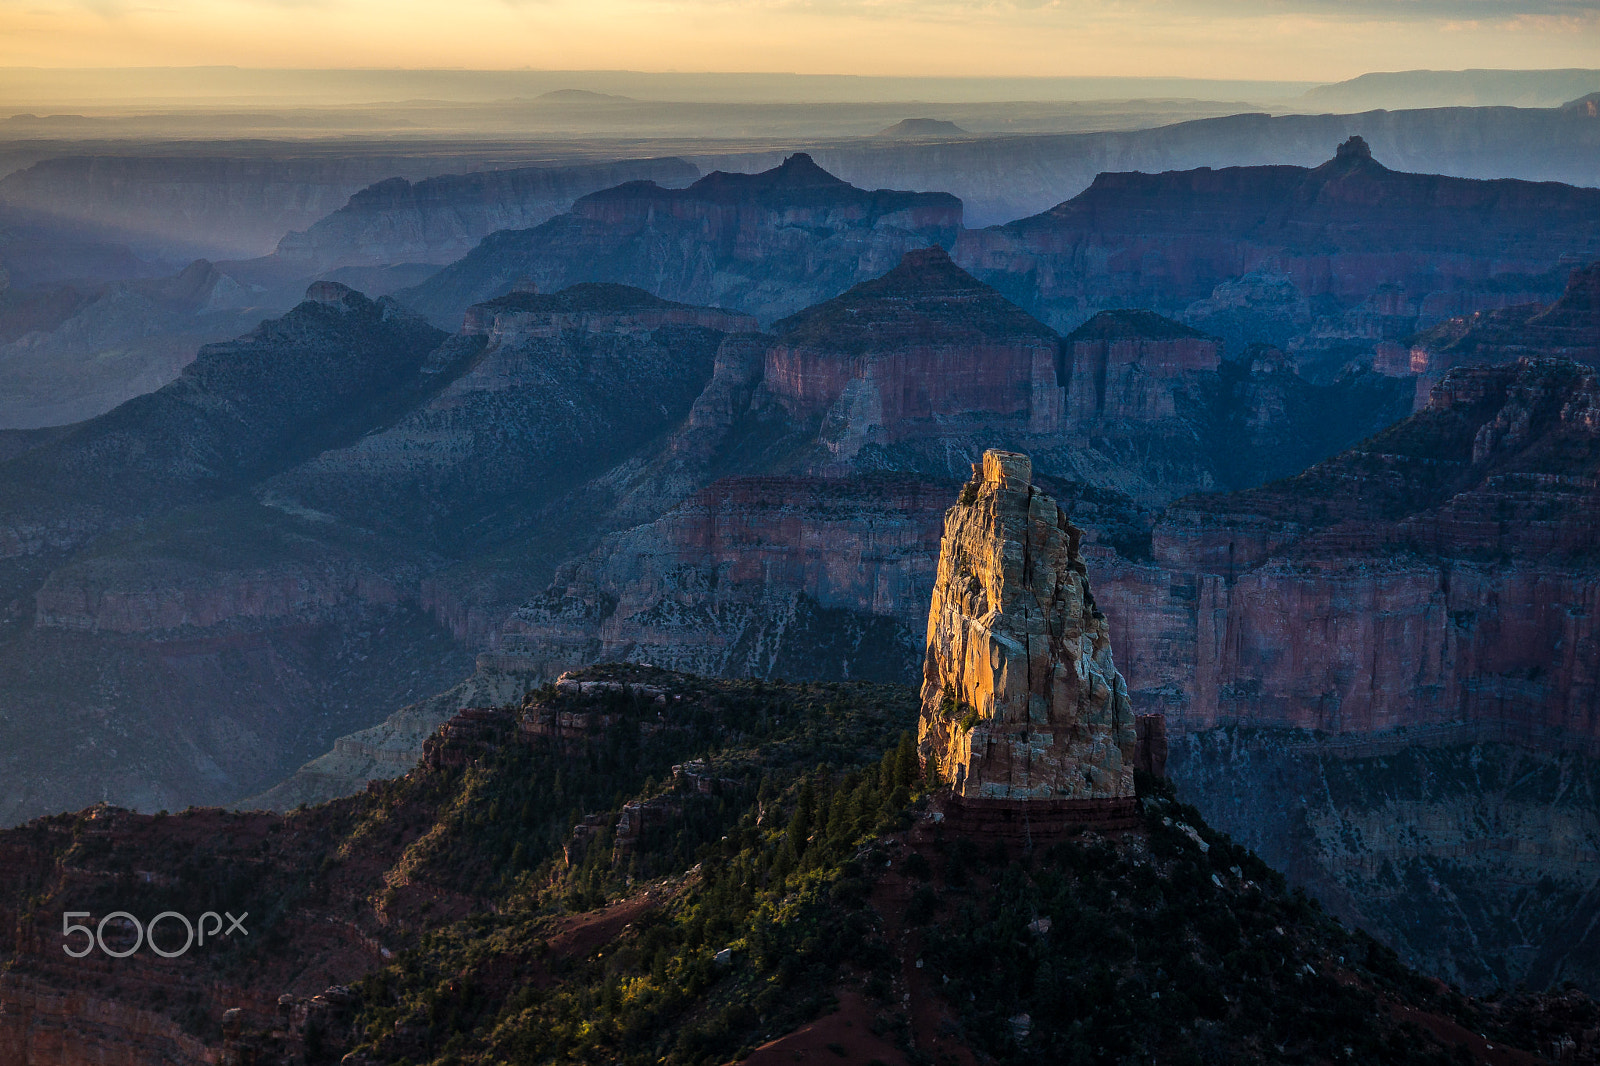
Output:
[{"left": 0, "top": 133, "right": 1594, "bottom": 1011}]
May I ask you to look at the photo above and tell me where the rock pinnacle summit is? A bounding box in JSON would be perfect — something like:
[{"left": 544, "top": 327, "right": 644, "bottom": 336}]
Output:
[{"left": 918, "top": 449, "right": 1137, "bottom": 802}]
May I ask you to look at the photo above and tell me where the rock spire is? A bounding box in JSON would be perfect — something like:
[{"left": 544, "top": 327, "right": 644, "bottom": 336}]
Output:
[{"left": 918, "top": 449, "right": 1136, "bottom": 800}]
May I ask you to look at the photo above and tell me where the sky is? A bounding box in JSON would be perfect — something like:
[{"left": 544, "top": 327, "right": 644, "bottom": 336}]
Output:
[{"left": 0, "top": 0, "right": 1597, "bottom": 82}]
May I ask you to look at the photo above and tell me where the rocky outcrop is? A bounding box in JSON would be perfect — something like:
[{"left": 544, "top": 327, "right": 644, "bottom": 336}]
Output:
[
  {"left": 1060, "top": 310, "right": 1220, "bottom": 425},
  {"left": 272, "top": 157, "right": 699, "bottom": 271},
  {"left": 1409, "top": 262, "right": 1600, "bottom": 388},
  {"left": 917, "top": 450, "right": 1137, "bottom": 801},
  {"left": 400, "top": 153, "right": 962, "bottom": 328},
  {"left": 764, "top": 247, "right": 1064, "bottom": 452}
]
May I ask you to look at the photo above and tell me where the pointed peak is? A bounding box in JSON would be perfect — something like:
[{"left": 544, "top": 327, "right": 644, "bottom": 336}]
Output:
[
  {"left": 765, "top": 152, "right": 849, "bottom": 187},
  {"left": 859, "top": 245, "right": 984, "bottom": 295}
]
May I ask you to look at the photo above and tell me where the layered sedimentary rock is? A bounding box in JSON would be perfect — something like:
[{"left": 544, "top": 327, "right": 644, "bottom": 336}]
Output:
[
  {"left": 1408, "top": 262, "right": 1600, "bottom": 389},
  {"left": 1082, "top": 358, "right": 1600, "bottom": 753},
  {"left": 955, "top": 138, "right": 1600, "bottom": 349},
  {"left": 917, "top": 450, "right": 1136, "bottom": 801},
  {"left": 272, "top": 283, "right": 748, "bottom": 548},
  {"left": 764, "top": 246, "right": 1064, "bottom": 452},
  {"left": 1061, "top": 310, "right": 1220, "bottom": 424},
  {"left": 400, "top": 153, "right": 962, "bottom": 327},
  {"left": 250, "top": 255, "right": 1408, "bottom": 817},
  {"left": 498, "top": 475, "right": 950, "bottom": 682}
]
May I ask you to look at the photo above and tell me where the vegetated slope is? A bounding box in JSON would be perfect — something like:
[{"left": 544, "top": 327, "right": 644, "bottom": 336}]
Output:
[
  {"left": 398, "top": 153, "right": 962, "bottom": 328},
  {"left": 2, "top": 664, "right": 1595, "bottom": 1066}
]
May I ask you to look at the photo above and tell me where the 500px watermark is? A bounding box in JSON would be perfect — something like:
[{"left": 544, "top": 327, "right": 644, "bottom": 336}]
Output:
[{"left": 61, "top": 910, "right": 248, "bottom": 958}]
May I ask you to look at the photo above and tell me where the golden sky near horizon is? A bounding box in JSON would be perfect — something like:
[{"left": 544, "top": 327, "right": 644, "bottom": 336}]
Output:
[{"left": 0, "top": 0, "right": 1596, "bottom": 81}]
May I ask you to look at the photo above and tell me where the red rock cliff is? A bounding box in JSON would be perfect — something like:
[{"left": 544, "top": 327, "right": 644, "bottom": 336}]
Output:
[{"left": 762, "top": 247, "right": 1065, "bottom": 453}]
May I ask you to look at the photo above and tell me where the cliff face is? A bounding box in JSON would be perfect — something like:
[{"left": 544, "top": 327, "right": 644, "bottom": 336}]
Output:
[
  {"left": 1408, "top": 262, "right": 1600, "bottom": 387},
  {"left": 764, "top": 247, "right": 1064, "bottom": 449},
  {"left": 1061, "top": 309, "right": 1221, "bottom": 425},
  {"left": 271, "top": 157, "right": 700, "bottom": 271},
  {"left": 1105, "top": 357, "right": 1600, "bottom": 745},
  {"left": 953, "top": 139, "right": 1600, "bottom": 371},
  {"left": 1170, "top": 731, "right": 1600, "bottom": 995},
  {"left": 400, "top": 153, "right": 963, "bottom": 328},
  {"left": 498, "top": 475, "right": 949, "bottom": 683},
  {"left": 917, "top": 451, "right": 1136, "bottom": 800}
]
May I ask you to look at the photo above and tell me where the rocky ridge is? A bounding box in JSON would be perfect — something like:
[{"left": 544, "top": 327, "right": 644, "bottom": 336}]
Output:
[
  {"left": 0, "top": 277, "right": 767, "bottom": 827},
  {"left": 953, "top": 138, "right": 1600, "bottom": 368},
  {"left": 399, "top": 153, "right": 963, "bottom": 328},
  {"left": 1406, "top": 262, "right": 1600, "bottom": 390},
  {"left": 270, "top": 157, "right": 700, "bottom": 272}
]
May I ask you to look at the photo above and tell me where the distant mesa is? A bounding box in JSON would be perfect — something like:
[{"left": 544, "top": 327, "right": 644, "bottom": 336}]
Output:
[
  {"left": 1564, "top": 92, "right": 1600, "bottom": 117},
  {"left": 537, "top": 89, "right": 634, "bottom": 103},
  {"left": 877, "top": 117, "right": 968, "bottom": 138}
]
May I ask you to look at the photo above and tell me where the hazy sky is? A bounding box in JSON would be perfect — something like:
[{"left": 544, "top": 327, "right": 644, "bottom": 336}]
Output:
[{"left": 2, "top": 0, "right": 1597, "bottom": 81}]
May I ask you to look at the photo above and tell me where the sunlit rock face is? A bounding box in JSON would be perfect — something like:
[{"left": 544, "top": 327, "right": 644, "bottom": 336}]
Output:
[{"left": 918, "top": 449, "right": 1136, "bottom": 800}]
